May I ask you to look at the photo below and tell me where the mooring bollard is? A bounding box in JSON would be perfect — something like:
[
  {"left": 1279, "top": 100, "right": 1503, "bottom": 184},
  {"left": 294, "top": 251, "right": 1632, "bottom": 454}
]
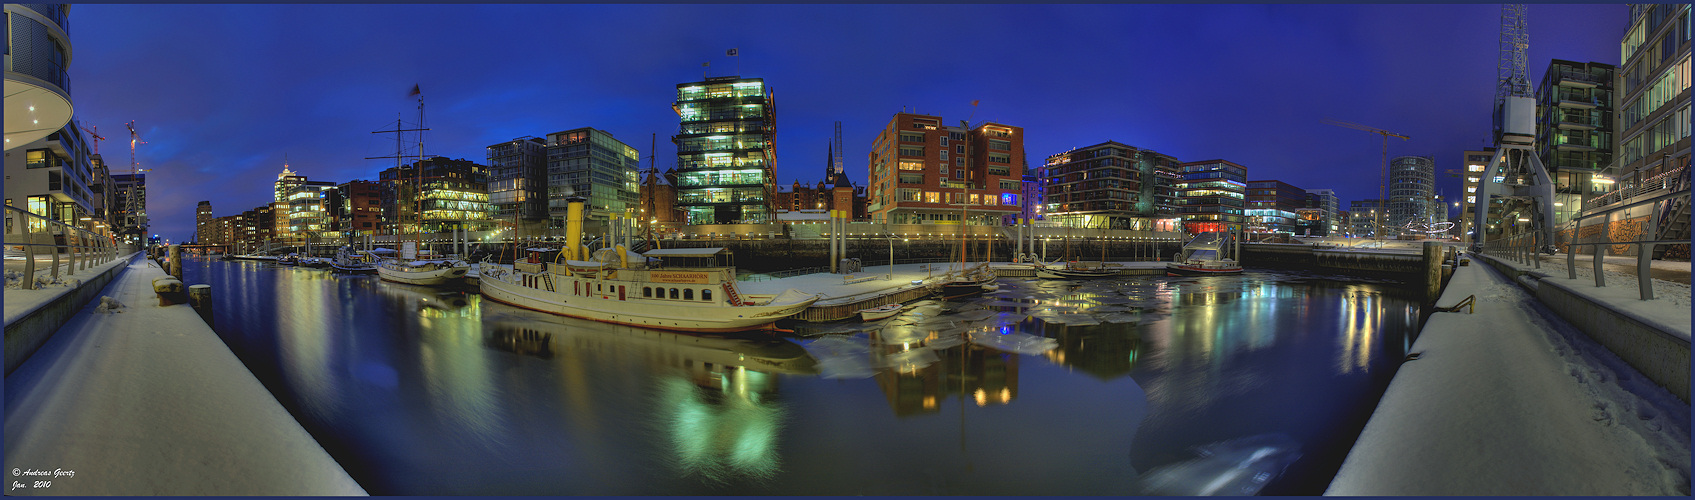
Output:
[
  {"left": 153, "top": 276, "right": 185, "bottom": 306},
  {"left": 1422, "top": 241, "right": 1441, "bottom": 305},
  {"left": 188, "top": 284, "right": 213, "bottom": 326}
]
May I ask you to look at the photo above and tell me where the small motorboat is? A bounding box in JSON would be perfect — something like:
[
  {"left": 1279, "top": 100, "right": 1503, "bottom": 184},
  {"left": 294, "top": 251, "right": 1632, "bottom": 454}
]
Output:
[{"left": 858, "top": 303, "right": 904, "bottom": 321}]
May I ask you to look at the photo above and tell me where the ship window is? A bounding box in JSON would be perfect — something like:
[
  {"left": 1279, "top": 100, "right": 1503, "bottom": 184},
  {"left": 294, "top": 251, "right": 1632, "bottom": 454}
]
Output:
[
  {"left": 702, "top": 289, "right": 713, "bottom": 301},
  {"left": 669, "top": 288, "right": 679, "bottom": 299},
  {"left": 684, "top": 289, "right": 694, "bottom": 300},
  {"left": 643, "top": 286, "right": 652, "bottom": 297}
]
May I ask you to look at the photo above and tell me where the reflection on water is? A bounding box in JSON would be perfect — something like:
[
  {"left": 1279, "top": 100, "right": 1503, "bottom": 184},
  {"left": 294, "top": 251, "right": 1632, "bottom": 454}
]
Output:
[{"left": 182, "top": 258, "right": 1417, "bottom": 495}]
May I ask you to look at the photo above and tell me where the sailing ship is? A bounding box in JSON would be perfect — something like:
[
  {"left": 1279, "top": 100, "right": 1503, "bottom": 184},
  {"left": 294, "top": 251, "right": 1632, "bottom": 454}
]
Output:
[
  {"left": 1166, "top": 230, "right": 1244, "bottom": 276},
  {"left": 370, "top": 86, "right": 471, "bottom": 286},
  {"left": 478, "top": 198, "right": 819, "bottom": 333}
]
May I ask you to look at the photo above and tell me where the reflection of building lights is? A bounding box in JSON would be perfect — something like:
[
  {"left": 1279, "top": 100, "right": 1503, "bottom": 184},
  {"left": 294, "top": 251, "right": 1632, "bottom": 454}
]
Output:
[
  {"left": 974, "top": 388, "right": 988, "bottom": 407},
  {"left": 999, "top": 387, "right": 1011, "bottom": 403},
  {"left": 923, "top": 395, "right": 937, "bottom": 410}
]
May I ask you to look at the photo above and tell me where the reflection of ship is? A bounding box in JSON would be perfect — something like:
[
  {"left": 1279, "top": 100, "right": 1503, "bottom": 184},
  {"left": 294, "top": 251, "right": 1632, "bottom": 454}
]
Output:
[
  {"left": 872, "top": 329, "right": 1020, "bottom": 417},
  {"left": 1135, "top": 433, "right": 1302, "bottom": 495},
  {"left": 486, "top": 313, "right": 817, "bottom": 485},
  {"left": 485, "top": 328, "right": 554, "bottom": 359},
  {"left": 488, "top": 317, "right": 818, "bottom": 377}
]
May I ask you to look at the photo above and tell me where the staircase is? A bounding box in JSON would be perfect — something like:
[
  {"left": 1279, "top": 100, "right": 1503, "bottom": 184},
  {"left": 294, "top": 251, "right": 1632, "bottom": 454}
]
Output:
[{"left": 1653, "top": 165, "right": 1692, "bottom": 259}]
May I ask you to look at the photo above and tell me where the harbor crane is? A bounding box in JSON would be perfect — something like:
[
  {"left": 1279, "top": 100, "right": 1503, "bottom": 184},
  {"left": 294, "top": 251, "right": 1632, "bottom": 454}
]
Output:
[
  {"left": 1323, "top": 118, "right": 1408, "bottom": 240},
  {"left": 1476, "top": 3, "right": 1557, "bottom": 253}
]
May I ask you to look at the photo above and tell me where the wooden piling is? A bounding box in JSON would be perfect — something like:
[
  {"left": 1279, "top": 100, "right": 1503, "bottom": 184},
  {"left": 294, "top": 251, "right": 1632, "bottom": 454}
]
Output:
[
  {"left": 169, "top": 244, "right": 182, "bottom": 279},
  {"left": 189, "top": 284, "right": 214, "bottom": 326},
  {"left": 1422, "top": 241, "right": 1441, "bottom": 304}
]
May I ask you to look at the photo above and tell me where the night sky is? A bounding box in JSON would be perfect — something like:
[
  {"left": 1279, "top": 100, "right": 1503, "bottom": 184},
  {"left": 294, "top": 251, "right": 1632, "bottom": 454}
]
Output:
[{"left": 65, "top": 4, "right": 1627, "bottom": 242}]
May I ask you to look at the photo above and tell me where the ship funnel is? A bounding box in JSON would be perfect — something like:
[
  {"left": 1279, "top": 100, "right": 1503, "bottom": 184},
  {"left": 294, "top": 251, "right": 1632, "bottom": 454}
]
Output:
[{"left": 565, "top": 196, "right": 586, "bottom": 261}]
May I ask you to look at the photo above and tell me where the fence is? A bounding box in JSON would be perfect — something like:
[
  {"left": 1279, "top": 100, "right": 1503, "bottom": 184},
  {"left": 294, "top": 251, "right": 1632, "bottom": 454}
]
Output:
[{"left": 4, "top": 205, "right": 122, "bottom": 290}]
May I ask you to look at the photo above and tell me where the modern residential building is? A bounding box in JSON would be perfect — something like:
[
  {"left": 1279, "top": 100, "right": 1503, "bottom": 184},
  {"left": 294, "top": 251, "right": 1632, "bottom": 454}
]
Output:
[
  {"left": 866, "top": 112, "right": 1024, "bottom": 225},
  {"left": 5, "top": 121, "right": 101, "bottom": 237},
  {"left": 1536, "top": 59, "right": 1617, "bottom": 226},
  {"left": 379, "top": 157, "right": 492, "bottom": 234},
  {"left": 1349, "top": 199, "right": 1388, "bottom": 237},
  {"left": 1174, "top": 159, "right": 1247, "bottom": 234},
  {"left": 1388, "top": 155, "right": 1436, "bottom": 233},
  {"left": 4, "top": 4, "right": 74, "bottom": 151},
  {"left": 1244, "top": 179, "right": 1308, "bottom": 235},
  {"left": 673, "top": 76, "right": 777, "bottom": 225},
  {"left": 196, "top": 201, "right": 214, "bottom": 243},
  {"left": 1040, "top": 141, "right": 1181, "bottom": 231},
  {"left": 1611, "top": 4, "right": 1690, "bottom": 190},
  {"left": 546, "top": 127, "right": 641, "bottom": 220},
  {"left": 486, "top": 136, "right": 549, "bottom": 222}
]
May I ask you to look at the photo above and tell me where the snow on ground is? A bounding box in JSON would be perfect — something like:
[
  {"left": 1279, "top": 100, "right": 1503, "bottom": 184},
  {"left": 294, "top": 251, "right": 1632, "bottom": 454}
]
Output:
[
  {"left": 3, "top": 259, "right": 366, "bottom": 496},
  {"left": 1483, "top": 252, "right": 1692, "bottom": 341},
  {"left": 1327, "top": 256, "right": 1691, "bottom": 495},
  {"left": 3, "top": 253, "right": 138, "bottom": 327}
]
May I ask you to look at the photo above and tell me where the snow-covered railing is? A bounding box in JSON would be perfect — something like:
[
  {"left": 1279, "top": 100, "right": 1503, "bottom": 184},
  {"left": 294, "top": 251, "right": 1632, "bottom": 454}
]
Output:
[
  {"left": 4, "top": 205, "right": 121, "bottom": 290},
  {"left": 1562, "top": 239, "right": 1687, "bottom": 301},
  {"left": 1480, "top": 231, "right": 1546, "bottom": 270}
]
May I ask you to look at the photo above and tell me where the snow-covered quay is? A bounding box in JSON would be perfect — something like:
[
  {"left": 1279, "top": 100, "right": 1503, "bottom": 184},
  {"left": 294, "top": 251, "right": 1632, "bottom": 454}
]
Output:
[
  {"left": 3, "top": 258, "right": 366, "bottom": 495},
  {"left": 1327, "top": 251, "right": 1690, "bottom": 495}
]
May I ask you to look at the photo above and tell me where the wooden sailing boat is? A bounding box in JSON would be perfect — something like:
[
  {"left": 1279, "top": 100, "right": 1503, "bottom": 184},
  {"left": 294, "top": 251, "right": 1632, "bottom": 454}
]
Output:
[{"left": 370, "top": 87, "right": 470, "bottom": 286}]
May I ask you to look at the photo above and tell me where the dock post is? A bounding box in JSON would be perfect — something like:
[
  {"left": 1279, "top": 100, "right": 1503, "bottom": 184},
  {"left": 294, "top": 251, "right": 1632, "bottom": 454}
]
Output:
[
  {"left": 189, "top": 284, "right": 214, "bottom": 326},
  {"left": 1422, "top": 241, "right": 1441, "bottom": 304},
  {"left": 169, "top": 244, "right": 182, "bottom": 279}
]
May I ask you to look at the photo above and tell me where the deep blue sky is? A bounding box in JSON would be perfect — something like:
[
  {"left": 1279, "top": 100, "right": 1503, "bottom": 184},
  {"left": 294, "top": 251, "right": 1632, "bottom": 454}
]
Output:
[{"left": 66, "top": 4, "right": 1627, "bottom": 241}]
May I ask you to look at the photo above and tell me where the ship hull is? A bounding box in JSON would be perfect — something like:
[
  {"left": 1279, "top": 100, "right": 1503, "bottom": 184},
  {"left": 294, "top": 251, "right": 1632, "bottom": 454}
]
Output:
[{"left": 479, "top": 269, "right": 816, "bottom": 333}]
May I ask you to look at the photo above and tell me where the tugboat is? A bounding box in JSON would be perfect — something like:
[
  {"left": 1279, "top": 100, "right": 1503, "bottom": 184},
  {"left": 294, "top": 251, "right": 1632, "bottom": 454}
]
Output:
[
  {"left": 1166, "top": 230, "right": 1244, "bottom": 277},
  {"left": 478, "top": 198, "right": 819, "bottom": 333}
]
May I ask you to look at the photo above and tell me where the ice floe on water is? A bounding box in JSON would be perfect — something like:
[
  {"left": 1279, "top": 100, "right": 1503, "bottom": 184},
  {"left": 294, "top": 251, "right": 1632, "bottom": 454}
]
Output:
[{"left": 969, "top": 331, "right": 1059, "bottom": 356}]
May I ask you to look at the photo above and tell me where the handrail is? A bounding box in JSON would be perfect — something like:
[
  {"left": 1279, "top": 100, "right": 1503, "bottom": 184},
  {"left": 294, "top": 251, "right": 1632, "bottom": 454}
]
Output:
[
  {"left": 4, "top": 205, "right": 121, "bottom": 290},
  {"left": 1561, "top": 239, "right": 1684, "bottom": 300}
]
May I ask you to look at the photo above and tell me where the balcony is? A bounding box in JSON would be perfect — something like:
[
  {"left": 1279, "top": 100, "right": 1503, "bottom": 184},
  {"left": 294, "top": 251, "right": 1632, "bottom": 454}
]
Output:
[{"left": 1553, "top": 68, "right": 1604, "bottom": 88}]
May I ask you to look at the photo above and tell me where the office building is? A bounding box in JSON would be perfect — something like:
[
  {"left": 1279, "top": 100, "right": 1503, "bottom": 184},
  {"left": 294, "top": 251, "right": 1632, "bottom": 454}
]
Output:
[
  {"left": 1349, "top": 199, "right": 1388, "bottom": 237},
  {"left": 546, "top": 127, "right": 641, "bottom": 220},
  {"left": 866, "top": 112, "right": 1024, "bottom": 225},
  {"left": 1305, "top": 188, "right": 1341, "bottom": 236},
  {"left": 1175, "top": 159, "right": 1247, "bottom": 233},
  {"left": 486, "top": 136, "right": 549, "bottom": 222},
  {"left": 1389, "top": 155, "right": 1436, "bottom": 233},
  {"left": 1040, "top": 141, "right": 1181, "bottom": 231},
  {"left": 336, "top": 180, "right": 383, "bottom": 237},
  {"left": 380, "top": 157, "right": 491, "bottom": 234},
  {"left": 1458, "top": 148, "right": 1497, "bottom": 243},
  {"left": 1245, "top": 179, "right": 1307, "bottom": 235},
  {"left": 673, "top": 76, "right": 777, "bottom": 224}
]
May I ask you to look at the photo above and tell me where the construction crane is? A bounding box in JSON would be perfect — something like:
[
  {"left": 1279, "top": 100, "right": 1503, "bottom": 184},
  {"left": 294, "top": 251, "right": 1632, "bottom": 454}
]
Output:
[
  {"left": 1323, "top": 118, "right": 1408, "bottom": 240},
  {"left": 80, "top": 124, "right": 106, "bottom": 155},
  {"left": 125, "top": 121, "right": 149, "bottom": 238}
]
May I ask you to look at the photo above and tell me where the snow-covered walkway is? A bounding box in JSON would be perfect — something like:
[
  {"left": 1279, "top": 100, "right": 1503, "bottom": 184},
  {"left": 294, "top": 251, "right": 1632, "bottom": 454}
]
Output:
[
  {"left": 1326, "top": 256, "right": 1690, "bottom": 495},
  {"left": 3, "top": 259, "right": 366, "bottom": 495}
]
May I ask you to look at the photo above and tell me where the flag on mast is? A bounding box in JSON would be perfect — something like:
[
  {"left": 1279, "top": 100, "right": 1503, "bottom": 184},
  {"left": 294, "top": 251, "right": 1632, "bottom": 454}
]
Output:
[
  {"left": 727, "top": 48, "right": 738, "bottom": 56},
  {"left": 409, "top": 84, "right": 421, "bottom": 97}
]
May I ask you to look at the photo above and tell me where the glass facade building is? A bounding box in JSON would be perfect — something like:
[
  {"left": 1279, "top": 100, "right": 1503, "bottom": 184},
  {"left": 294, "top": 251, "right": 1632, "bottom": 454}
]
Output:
[
  {"left": 1535, "top": 59, "right": 1616, "bottom": 226},
  {"left": 486, "top": 136, "right": 549, "bottom": 222},
  {"left": 1175, "top": 159, "right": 1247, "bottom": 234},
  {"left": 546, "top": 127, "right": 640, "bottom": 221},
  {"left": 1388, "top": 155, "right": 1435, "bottom": 232},
  {"left": 673, "top": 76, "right": 776, "bottom": 225},
  {"left": 1040, "top": 141, "right": 1180, "bottom": 231}
]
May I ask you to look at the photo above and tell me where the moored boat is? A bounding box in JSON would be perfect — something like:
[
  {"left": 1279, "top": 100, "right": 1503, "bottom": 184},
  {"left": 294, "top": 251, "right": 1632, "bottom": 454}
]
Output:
[
  {"left": 858, "top": 303, "right": 904, "bottom": 321},
  {"left": 329, "top": 246, "right": 378, "bottom": 274},
  {"left": 378, "top": 257, "right": 470, "bottom": 286},
  {"left": 1166, "top": 230, "right": 1244, "bottom": 277},
  {"left": 1035, "top": 263, "right": 1119, "bottom": 279},
  {"left": 477, "top": 198, "right": 818, "bottom": 333}
]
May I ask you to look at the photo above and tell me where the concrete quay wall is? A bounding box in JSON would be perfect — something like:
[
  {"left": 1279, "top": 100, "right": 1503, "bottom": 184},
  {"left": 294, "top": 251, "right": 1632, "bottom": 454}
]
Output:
[{"left": 4, "top": 253, "right": 138, "bottom": 375}]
